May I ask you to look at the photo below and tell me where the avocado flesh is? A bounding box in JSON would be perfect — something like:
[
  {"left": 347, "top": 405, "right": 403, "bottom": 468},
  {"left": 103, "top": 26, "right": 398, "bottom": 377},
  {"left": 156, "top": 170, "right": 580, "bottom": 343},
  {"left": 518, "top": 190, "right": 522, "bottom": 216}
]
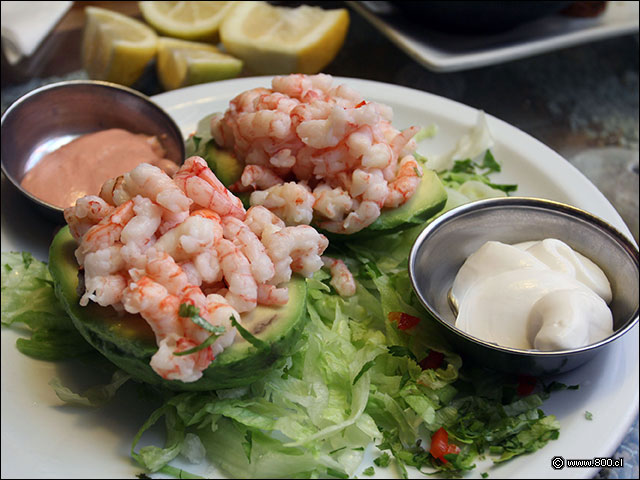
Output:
[
  {"left": 48, "top": 226, "right": 308, "bottom": 391},
  {"left": 204, "top": 142, "right": 243, "bottom": 188}
]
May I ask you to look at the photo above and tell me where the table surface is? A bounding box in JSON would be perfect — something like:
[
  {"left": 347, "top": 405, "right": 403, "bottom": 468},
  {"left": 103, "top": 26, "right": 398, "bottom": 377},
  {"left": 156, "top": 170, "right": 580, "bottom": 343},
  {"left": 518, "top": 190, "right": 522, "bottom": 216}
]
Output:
[{"left": 1, "top": 2, "right": 638, "bottom": 479}]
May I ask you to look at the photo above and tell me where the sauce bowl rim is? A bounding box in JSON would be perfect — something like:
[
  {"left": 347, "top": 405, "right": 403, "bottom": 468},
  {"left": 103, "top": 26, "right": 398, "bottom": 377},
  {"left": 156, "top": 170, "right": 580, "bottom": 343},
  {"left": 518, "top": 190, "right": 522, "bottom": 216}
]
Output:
[{"left": 1, "top": 79, "right": 185, "bottom": 215}]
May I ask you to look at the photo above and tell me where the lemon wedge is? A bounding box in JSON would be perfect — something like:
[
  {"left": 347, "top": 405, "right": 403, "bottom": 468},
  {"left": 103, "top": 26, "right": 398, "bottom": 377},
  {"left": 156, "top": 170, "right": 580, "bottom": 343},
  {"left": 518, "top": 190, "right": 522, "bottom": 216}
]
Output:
[
  {"left": 219, "top": 1, "right": 349, "bottom": 75},
  {"left": 82, "top": 6, "right": 158, "bottom": 86},
  {"left": 156, "top": 37, "right": 243, "bottom": 90},
  {"left": 139, "top": 1, "right": 236, "bottom": 42}
]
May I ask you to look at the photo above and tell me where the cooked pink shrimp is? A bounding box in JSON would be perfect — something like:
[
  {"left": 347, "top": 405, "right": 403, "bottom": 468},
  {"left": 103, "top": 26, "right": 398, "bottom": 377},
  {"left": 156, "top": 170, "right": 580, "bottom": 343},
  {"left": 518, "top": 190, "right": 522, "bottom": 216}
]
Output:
[
  {"left": 122, "top": 277, "right": 217, "bottom": 382},
  {"left": 202, "top": 293, "right": 239, "bottom": 357},
  {"left": 390, "top": 126, "right": 420, "bottom": 158},
  {"left": 262, "top": 225, "right": 328, "bottom": 285},
  {"left": 193, "top": 250, "right": 224, "bottom": 284},
  {"left": 120, "top": 196, "right": 162, "bottom": 249},
  {"left": 351, "top": 169, "right": 389, "bottom": 207},
  {"left": 81, "top": 245, "right": 126, "bottom": 306},
  {"left": 81, "top": 273, "right": 128, "bottom": 307},
  {"left": 178, "top": 285, "right": 210, "bottom": 344},
  {"left": 244, "top": 205, "right": 285, "bottom": 239},
  {"left": 235, "top": 164, "right": 285, "bottom": 191},
  {"left": 320, "top": 200, "right": 380, "bottom": 234},
  {"left": 127, "top": 163, "right": 192, "bottom": 213},
  {"left": 384, "top": 155, "right": 423, "bottom": 209},
  {"left": 257, "top": 284, "right": 289, "bottom": 306},
  {"left": 296, "top": 106, "right": 352, "bottom": 149},
  {"left": 157, "top": 209, "right": 190, "bottom": 235},
  {"left": 322, "top": 256, "right": 356, "bottom": 297},
  {"left": 99, "top": 175, "right": 129, "bottom": 206},
  {"left": 145, "top": 249, "right": 190, "bottom": 296},
  {"left": 190, "top": 208, "right": 222, "bottom": 222},
  {"left": 236, "top": 110, "right": 294, "bottom": 141},
  {"left": 222, "top": 216, "right": 275, "bottom": 284},
  {"left": 312, "top": 184, "right": 353, "bottom": 221},
  {"left": 272, "top": 73, "right": 333, "bottom": 102},
  {"left": 77, "top": 200, "right": 135, "bottom": 261},
  {"left": 174, "top": 156, "right": 246, "bottom": 219},
  {"left": 216, "top": 238, "right": 258, "bottom": 313},
  {"left": 122, "top": 275, "right": 182, "bottom": 341},
  {"left": 64, "top": 195, "right": 114, "bottom": 240},
  {"left": 346, "top": 126, "right": 393, "bottom": 170},
  {"left": 151, "top": 333, "right": 214, "bottom": 383},
  {"left": 250, "top": 182, "right": 315, "bottom": 226},
  {"left": 154, "top": 214, "right": 222, "bottom": 262}
]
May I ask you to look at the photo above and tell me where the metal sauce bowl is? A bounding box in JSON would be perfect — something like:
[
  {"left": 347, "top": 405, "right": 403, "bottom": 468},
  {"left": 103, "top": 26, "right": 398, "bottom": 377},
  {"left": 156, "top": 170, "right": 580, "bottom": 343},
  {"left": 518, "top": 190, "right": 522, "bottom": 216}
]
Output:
[
  {"left": 409, "top": 196, "right": 639, "bottom": 376},
  {"left": 1, "top": 80, "right": 185, "bottom": 223}
]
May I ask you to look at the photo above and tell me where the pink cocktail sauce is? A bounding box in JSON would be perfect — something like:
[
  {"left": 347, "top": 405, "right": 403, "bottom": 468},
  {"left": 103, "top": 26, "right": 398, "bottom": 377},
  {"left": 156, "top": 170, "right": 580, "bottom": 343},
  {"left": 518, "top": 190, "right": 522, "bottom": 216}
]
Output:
[{"left": 20, "top": 128, "right": 179, "bottom": 209}]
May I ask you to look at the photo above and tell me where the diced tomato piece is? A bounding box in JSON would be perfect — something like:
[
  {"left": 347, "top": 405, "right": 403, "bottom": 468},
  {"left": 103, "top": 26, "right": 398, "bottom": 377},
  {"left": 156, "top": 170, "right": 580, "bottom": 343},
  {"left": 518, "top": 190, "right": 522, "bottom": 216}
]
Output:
[
  {"left": 355, "top": 100, "right": 367, "bottom": 108},
  {"left": 429, "top": 427, "right": 459, "bottom": 464},
  {"left": 419, "top": 350, "right": 444, "bottom": 370},
  {"left": 388, "top": 312, "right": 421, "bottom": 330},
  {"left": 446, "top": 443, "right": 461, "bottom": 456},
  {"left": 429, "top": 427, "right": 449, "bottom": 461},
  {"left": 517, "top": 374, "right": 537, "bottom": 396}
]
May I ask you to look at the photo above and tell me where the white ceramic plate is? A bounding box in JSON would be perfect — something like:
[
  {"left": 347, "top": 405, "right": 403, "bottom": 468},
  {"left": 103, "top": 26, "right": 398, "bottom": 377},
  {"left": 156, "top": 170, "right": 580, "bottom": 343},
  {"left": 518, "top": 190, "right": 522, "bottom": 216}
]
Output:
[
  {"left": 349, "top": 1, "right": 640, "bottom": 72},
  {"left": 1, "top": 77, "right": 638, "bottom": 479}
]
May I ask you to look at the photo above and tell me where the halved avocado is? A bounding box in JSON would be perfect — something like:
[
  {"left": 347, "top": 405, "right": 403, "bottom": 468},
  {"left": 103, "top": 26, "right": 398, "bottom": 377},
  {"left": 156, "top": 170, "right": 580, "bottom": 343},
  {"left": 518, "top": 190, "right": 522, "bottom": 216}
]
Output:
[
  {"left": 48, "top": 227, "right": 308, "bottom": 391},
  {"left": 185, "top": 113, "right": 448, "bottom": 239}
]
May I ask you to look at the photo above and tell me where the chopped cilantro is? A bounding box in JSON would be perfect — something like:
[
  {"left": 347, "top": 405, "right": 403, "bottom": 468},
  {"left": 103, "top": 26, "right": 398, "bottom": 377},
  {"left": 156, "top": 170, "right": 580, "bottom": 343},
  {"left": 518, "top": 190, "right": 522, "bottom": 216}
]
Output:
[
  {"left": 374, "top": 452, "right": 391, "bottom": 467},
  {"left": 387, "top": 345, "right": 417, "bottom": 362},
  {"left": 353, "top": 360, "right": 376, "bottom": 385}
]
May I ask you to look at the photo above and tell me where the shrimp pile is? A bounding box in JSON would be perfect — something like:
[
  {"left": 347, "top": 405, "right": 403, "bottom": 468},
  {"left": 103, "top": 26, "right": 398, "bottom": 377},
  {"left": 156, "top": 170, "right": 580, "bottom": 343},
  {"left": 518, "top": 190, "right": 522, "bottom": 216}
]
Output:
[
  {"left": 211, "top": 74, "right": 423, "bottom": 234},
  {"left": 64, "top": 156, "right": 329, "bottom": 383}
]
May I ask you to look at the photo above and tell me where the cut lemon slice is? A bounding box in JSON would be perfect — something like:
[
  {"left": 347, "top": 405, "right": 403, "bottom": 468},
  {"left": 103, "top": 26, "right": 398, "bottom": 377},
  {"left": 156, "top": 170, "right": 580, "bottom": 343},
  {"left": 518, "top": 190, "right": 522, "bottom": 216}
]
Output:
[
  {"left": 156, "top": 37, "right": 243, "bottom": 90},
  {"left": 219, "top": 1, "right": 349, "bottom": 75},
  {"left": 139, "top": 1, "right": 236, "bottom": 42},
  {"left": 82, "top": 6, "right": 158, "bottom": 86}
]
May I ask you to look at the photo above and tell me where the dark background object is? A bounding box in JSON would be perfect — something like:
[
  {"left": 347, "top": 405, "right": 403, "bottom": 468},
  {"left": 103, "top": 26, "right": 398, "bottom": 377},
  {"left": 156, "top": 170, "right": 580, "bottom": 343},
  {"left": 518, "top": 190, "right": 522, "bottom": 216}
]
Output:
[{"left": 394, "top": 1, "right": 574, "bottom": 34}]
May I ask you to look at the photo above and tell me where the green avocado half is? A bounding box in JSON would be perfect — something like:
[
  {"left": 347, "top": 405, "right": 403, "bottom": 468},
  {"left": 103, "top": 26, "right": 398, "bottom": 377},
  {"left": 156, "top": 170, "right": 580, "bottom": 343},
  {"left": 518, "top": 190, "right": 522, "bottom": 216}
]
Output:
[
  {"left": 48, "top": 227, "right": 308, "bottom": 391},
  {"left": 187, "top": 124, "right": 448, "bottom": 240}
]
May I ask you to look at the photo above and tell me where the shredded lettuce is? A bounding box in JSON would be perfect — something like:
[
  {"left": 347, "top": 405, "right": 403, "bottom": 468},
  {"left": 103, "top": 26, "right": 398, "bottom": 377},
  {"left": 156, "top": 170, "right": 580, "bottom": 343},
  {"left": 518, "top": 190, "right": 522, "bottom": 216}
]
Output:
[
  {"left": 424, "top": 111, "right": 495, "bottom": 173},
  {"left": 131, "top": 239, "right": 560, "bottom": 478},
  {"left": 1, "top": 251, "right": 93, "bottom": 360},
  {"left": 49, "top": 369, "right": 131, "bottom": 407}
]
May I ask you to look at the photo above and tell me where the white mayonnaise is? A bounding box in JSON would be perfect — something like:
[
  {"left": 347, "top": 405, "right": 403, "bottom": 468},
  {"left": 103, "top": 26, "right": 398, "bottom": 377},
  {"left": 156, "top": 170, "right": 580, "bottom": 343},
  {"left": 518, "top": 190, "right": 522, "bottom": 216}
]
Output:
[{"left": 451, "top": 239, "right": 614, "bottom": 351}]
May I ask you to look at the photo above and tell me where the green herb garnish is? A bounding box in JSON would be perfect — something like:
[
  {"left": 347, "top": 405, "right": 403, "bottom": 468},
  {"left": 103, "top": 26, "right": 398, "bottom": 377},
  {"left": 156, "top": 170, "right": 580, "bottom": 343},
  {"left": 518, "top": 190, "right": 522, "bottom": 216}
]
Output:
[
  {"left": 387, "top": 345, "right": 417, "bottom": 362},
  {"left": 231, "top": 316, "right": 269, "bottom": 350},
  {"left": 173, "top": 304, "right": 227, "bottom": 357},
  {"left": 353, "top": 360, "right": 376, "bottom": 385}
]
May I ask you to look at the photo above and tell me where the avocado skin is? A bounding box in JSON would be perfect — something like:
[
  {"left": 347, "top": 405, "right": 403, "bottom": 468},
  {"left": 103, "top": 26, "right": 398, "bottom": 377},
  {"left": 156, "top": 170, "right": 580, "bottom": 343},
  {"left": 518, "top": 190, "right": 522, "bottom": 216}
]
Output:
[{"left": 49, "top": 227, "right": 308, "bottom": 391}]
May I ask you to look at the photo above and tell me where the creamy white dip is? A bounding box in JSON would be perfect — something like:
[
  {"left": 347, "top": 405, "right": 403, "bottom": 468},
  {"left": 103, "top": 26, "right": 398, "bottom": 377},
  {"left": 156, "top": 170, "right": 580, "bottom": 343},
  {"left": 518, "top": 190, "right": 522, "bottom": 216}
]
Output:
[{"left": 451, "top": 239, "right": 614, "bottom": 351}]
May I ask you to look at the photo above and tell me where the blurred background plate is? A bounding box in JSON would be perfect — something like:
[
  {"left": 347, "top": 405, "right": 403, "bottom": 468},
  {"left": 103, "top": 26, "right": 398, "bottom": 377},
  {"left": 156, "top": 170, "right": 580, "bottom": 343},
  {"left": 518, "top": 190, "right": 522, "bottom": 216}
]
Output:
[{"left": 349, "top": 1, "right": 639, "bottom": 72}]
